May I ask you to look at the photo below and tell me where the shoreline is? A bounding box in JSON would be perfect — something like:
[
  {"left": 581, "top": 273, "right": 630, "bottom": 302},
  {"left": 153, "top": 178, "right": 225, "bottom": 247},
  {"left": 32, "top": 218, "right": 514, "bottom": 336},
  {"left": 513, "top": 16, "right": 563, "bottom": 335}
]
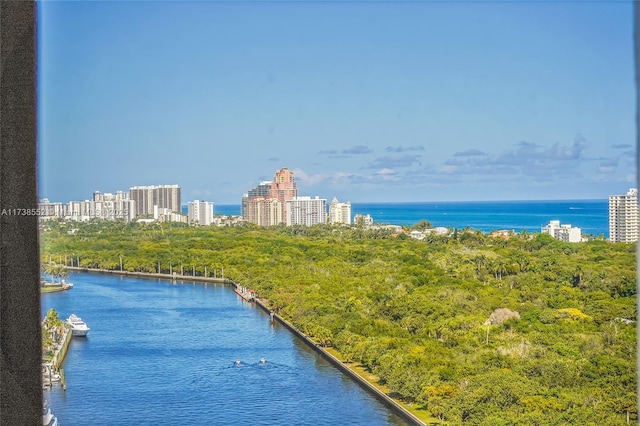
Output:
[
  {"left": 65, "top": 267, "right": 429, "bottom": 425},
  {"left": 66, "top": 266, "right": 230, "bottom": 284}
]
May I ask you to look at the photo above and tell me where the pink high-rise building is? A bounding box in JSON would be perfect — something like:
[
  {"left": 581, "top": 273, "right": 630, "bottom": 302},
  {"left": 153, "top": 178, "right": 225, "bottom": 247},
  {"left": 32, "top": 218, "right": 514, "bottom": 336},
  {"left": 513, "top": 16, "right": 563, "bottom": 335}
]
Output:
[
  {"left": 270, "top": 168, "right": 297, "bottom": 204},
  {"left": 243, "top": 168, "right": 297, "bottom": 226}
]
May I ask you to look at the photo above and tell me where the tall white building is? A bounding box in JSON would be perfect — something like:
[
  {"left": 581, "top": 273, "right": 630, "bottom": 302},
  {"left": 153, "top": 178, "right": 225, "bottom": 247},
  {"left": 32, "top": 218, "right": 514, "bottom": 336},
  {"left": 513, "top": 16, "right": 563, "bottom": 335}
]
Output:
[
  {"left": 285, "top": 196, "right": 327, "bottom": 226},
  {"left": 130, "top": 185, "right": 181, "bottom": 217},
  {"left": 328, "top": 197, "right": 351, "bottom": 225},
  {"left": 609, "top": 188, "right": 639, "bottom": 243},
  {"left": 541, "top": 220, "right": 582, "bottom": 243},
  {"left": 187, "top": 200, "right": 214, "bottom": 226}
]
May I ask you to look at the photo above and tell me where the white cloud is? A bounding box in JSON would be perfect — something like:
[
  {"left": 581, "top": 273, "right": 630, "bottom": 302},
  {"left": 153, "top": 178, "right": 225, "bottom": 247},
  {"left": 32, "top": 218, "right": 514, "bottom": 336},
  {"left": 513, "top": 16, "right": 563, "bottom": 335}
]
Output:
[{"left": 292, "top": 168, "right": 328, "bottom": 186}]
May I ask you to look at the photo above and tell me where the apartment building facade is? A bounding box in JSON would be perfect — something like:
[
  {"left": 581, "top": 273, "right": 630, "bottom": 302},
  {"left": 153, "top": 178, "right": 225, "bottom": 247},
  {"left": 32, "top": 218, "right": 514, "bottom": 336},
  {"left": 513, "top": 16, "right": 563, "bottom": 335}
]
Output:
[
  {"left": 243, "top": 168, "right": 297, "bottom": 226},
  {"left": 130, "top": 184, "right": 181, "bottom": 217},
  {"left": 328, "top": 197, "right": 351, "bottom": 224},
  {"left": 541, "top": 220, "right": 582, "bottom": 243},
  {"left": 609, "top": 188, "right": 639, "bottom": 243},
  {"left": 285, "top": 196, "right": 327, "bottom": 226},
  {"left": 187, "top": 200, "right": 215, "bottom": 226}
]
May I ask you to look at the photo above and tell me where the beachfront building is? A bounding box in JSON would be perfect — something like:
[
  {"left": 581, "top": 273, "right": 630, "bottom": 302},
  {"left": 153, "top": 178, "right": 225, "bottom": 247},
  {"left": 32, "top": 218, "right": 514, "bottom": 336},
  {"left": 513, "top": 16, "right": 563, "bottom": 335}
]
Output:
[
  {"left": 609, "top": 188, "right": 639, "bottom": 243},
  {"left": 285, "top": 196, "right": 327, "bottom": 226},
  {"left": 187, "top": 200, "right": 214, "bottom": 226},
  {"left": 242, "top": 181, "right": 272, "bottom": 220},
  {"left": 354, "top": 213, "right": 374, "bottom": 227},
  {"left": 541, "top": 220, "right": 582, "bottom": 243},
  {"left": 243, "top": 168, "right": 298, "bottom": 226},
  {"left": 91, "top": 191, "right": 136, "bottom": 221},
  {"left": 129, "top": 184, "right": 181, "bottom": 217},
  {"left": 270, "top": 168, "right": 297, "bottom": 204},
  {"left": 328, "top": 197, "right": 352, "bottom": 225},
  {"left": 154, "top": 206, "right": 187, "bottom": 224},
  {"left": 38, "top": 191, "right": 136, "bottom": 222},
  {"left": 410, "top": 227, "right": 450, "bottom": 240},
  {"left": 246, "top": 197, "right": 283, "bottom": 226}
]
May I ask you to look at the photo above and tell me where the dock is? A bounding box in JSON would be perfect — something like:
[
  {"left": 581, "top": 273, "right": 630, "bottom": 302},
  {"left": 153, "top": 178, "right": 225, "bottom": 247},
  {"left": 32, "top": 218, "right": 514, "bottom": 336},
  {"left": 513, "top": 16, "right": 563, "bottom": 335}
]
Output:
[
  {"left": 234, "top": 286, "right": 256, "bottom": 302},
  {"left": 42, "top": 322, "right": 72, "bottom": 391}
]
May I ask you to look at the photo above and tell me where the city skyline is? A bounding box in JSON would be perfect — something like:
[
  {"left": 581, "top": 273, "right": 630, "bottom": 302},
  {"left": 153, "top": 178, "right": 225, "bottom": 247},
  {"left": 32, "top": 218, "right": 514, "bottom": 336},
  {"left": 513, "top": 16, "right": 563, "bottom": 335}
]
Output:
[{"left": 38, "top": 2, "right": 635, "bottom": 204}]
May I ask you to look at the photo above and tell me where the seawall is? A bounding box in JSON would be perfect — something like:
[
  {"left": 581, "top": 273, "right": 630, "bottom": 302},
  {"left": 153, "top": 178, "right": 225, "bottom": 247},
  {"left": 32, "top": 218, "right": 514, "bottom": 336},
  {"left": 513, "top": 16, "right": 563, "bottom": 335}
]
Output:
[
  {"left": 66, "top": 267, "right": 230, "bottom": 284},
  {"left": 67, "top": 267, "right": 428, "bottom": 425},
  {"left": 52, "top": 325, "right": 72, "bottom": 371},
  {"left": 251, "top": 297, "right": 427, "bottom": 426}
]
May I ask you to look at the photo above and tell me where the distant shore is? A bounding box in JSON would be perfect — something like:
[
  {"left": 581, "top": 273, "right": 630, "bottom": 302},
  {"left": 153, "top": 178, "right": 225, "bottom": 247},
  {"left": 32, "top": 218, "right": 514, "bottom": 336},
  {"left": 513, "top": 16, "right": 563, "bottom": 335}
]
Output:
[{"left": 67, "top": 267, "right": 429, "bottom": 425}]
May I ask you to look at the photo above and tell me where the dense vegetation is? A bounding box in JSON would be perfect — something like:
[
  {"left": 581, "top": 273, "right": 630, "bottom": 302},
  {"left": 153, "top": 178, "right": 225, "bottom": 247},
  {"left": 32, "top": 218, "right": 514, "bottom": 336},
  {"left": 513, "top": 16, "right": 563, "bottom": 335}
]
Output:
[{"left": 41, "top": 219, "right": 637, "bottom": 425}]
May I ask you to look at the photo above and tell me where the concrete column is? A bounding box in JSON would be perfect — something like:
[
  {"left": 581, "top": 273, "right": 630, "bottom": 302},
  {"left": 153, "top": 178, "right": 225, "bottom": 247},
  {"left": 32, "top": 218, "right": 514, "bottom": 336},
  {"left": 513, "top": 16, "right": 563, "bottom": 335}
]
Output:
[{"left": 0, "top": 1, "right": 41, "bottom": 424}]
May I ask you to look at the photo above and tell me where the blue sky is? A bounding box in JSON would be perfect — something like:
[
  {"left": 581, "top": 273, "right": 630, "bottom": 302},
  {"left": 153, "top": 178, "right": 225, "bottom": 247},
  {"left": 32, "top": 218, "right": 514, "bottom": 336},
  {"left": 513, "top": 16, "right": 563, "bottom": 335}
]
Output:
[{"left": 38, "top": 1, "right": 635, "bottom": 204}]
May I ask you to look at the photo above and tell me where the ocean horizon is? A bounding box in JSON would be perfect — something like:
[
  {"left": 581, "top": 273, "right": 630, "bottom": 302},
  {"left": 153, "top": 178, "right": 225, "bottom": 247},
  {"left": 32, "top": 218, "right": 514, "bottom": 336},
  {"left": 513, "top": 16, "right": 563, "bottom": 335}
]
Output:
[{"left": 196, "top": 199, "right": 610, "bottom": 238}]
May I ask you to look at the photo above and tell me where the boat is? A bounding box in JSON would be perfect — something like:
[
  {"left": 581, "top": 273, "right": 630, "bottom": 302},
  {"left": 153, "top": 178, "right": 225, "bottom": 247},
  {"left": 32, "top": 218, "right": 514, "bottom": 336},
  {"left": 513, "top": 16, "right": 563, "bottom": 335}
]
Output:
[
  {"left": 67, "top": 313, "right": 90, "bottom": 337},
  {"left": 42, "top": 402, "right": 58, "bottom": 426}
]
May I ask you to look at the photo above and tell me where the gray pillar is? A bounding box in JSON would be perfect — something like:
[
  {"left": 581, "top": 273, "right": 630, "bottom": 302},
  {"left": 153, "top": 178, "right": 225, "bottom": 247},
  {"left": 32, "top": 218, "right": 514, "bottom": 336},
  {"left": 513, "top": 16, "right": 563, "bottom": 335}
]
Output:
[{"left": 0, "top": 1, "right": 41, "bottom": 424}]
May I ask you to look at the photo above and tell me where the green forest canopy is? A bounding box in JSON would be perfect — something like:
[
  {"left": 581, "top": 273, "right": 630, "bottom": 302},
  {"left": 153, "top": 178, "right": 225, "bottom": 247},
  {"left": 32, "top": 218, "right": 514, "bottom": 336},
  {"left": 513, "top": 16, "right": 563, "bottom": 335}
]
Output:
[{"left": 41, "top": 220, "right": 637, "bottom": 425}]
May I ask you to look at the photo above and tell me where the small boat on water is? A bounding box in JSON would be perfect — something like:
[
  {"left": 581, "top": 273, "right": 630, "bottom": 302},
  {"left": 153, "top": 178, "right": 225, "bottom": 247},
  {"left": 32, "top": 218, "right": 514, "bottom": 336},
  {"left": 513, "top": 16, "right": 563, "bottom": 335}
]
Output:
[{"left": 67, "top": 314, "right": 90, "bottom": 337}]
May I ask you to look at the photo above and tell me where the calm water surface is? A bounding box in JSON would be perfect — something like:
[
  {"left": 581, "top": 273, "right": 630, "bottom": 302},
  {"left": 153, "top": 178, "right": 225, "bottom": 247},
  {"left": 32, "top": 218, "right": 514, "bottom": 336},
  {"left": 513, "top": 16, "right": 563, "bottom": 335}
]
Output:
[{"left": 42, "top": 273, "right": 410, "bottom": 426}]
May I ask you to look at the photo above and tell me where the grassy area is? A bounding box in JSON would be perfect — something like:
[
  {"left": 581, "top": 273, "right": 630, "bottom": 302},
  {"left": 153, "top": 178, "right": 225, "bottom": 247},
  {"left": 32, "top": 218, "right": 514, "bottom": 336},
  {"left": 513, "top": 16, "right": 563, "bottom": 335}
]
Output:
[{"left": 41, "top": 285, "right": 67, "bottom": 293}]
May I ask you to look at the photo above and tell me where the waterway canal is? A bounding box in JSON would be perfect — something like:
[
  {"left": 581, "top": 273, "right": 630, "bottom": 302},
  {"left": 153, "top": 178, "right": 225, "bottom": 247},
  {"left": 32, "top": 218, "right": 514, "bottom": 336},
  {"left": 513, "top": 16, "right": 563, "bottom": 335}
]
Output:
[{"left": 41, "top": 272, "right": 410, "bottom": 425}]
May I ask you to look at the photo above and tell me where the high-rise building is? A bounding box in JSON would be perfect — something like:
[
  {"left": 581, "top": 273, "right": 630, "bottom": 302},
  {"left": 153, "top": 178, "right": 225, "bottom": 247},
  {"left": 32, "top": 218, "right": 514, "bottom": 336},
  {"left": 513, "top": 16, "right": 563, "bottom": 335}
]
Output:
[
  {"left": 270, "top": 168, "right": 297, "bottom": 203},
  {"left": 328, "top": 197, "right": 351, "bottom": 225},
  {"left": 609, "top": 188, "right": 639, "bottom": 243},
  {"left": 246, "top": 197, "right": 283, "bottom": 226},
  {"left": 187, "top": 200, "right": 214, "bottom": 226},
  {"left": 285, "top": 196, "right": 327, "bottom": 226},
  {"left": 242, "top": 181, "right": 273, "bottom": 220},
  {"left": 243, "top": 168, "right": 297, "bottom": 226},
  {"left": 130, "top": 185, "right": 181, "bottom": 217}
]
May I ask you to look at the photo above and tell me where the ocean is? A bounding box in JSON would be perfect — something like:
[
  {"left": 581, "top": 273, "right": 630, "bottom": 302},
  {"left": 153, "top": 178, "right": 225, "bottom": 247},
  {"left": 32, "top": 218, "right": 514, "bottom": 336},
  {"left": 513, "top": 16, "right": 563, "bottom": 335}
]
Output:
[{"left": 213, "top": 200, "right": 609, "bottom": 238}]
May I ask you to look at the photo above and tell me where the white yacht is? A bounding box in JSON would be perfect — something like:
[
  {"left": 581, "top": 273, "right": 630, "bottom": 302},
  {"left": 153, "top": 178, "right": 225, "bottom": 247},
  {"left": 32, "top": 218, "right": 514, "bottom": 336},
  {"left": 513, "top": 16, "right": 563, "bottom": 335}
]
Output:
[
  {"left": 42, "top": 403, "right": 58, "bottom": 426},
  {"left": 67, "top": 313, "right": 90, "bottom": 337}
]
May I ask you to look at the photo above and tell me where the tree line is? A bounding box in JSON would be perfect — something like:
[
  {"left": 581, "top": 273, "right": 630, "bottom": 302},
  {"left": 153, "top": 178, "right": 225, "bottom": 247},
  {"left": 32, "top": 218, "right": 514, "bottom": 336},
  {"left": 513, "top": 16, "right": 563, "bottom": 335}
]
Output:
[{"left": 40, "top": 219, "right": 637, "bottom": 424}]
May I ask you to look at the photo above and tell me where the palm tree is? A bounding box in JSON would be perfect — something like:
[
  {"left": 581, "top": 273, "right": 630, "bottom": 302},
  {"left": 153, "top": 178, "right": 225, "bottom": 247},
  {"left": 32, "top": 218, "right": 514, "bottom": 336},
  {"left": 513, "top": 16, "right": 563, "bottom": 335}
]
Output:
[
  {"left": 42, "top": 262, "right": 57, "bottom": 284},
  {"left": 48, "top": 263, "right": 69, "bottom": 284}
]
